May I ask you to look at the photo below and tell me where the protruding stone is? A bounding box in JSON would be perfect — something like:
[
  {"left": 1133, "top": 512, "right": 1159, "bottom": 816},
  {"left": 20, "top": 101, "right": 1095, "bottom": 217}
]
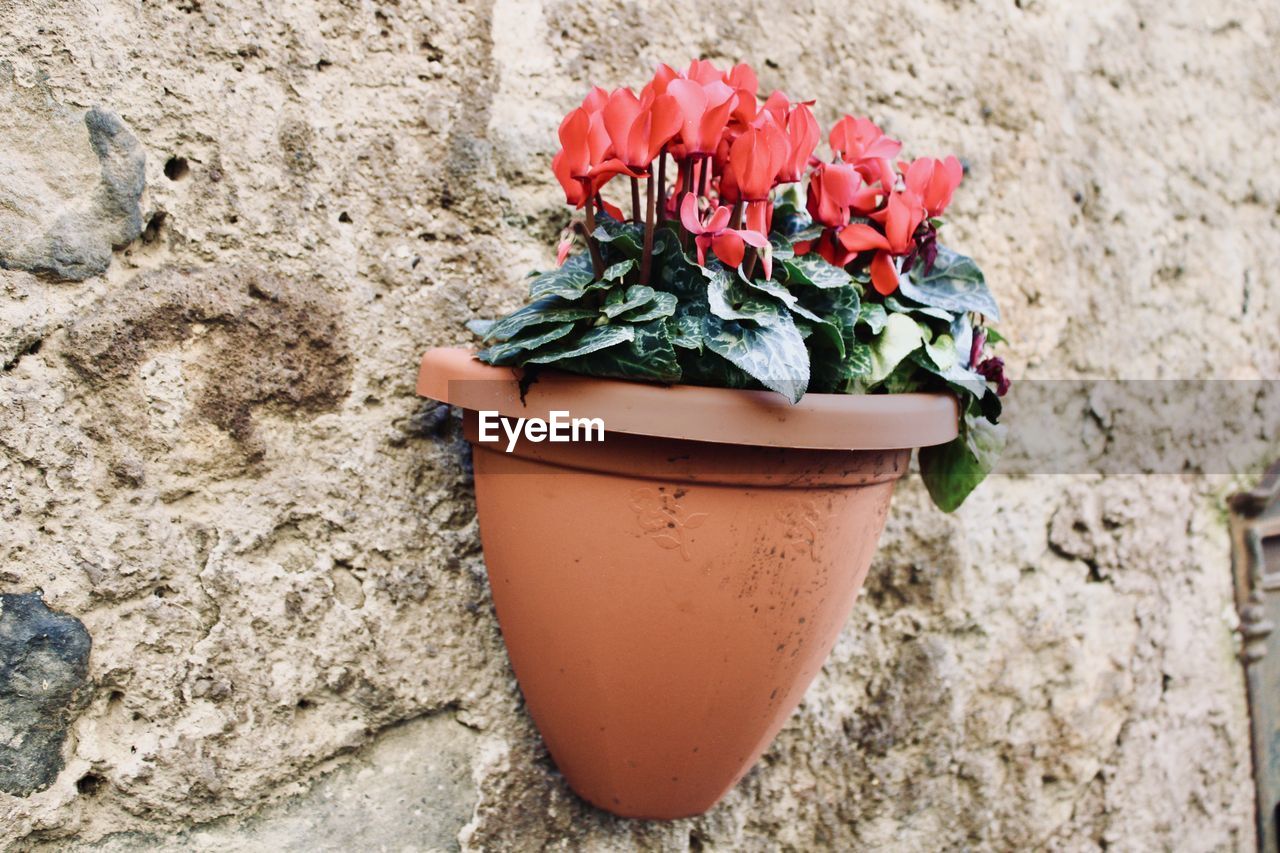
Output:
[
  {"left": 0, "top": 65, "right": 145, "bottom": 281},
  {"left": 0, "top": 592, "right": 92, "bottom": 797}
]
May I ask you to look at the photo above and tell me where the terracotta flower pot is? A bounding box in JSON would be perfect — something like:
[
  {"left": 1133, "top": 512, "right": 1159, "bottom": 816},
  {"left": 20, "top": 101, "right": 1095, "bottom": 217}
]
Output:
[{"left": 417, "top": 347, "right": 958, "bottom": 819}]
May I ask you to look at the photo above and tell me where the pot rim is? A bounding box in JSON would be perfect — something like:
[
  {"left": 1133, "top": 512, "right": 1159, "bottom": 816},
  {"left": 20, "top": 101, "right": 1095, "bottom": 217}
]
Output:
[{"left": 417, "top": 347, "right": 959, "bottom": 451}]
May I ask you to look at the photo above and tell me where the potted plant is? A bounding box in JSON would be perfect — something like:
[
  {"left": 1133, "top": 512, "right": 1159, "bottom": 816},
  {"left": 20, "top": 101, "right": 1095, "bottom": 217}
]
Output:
[{"left": 417, "top": 59, "right": 1008, "bottom": 819}]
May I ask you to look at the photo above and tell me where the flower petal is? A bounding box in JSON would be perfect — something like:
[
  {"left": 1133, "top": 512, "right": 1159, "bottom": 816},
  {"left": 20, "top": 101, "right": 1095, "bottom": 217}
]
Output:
[
  {"left": 679, "top": 193, "right": 704, "bottom": 234},
  {"left": 695, "top": 234, "right": 713, "bottom": 267},
  {"left": 706, "top": 205, "right": 732, "bottom": 233},
  {"left": 837, "top": 222, "right": 891, "bottom": 253},
  {"left": 870, "top": 250, "right": 900, "bottom": 295},
  {"left": 711, "top": 230, "right": 746, "bottom": 269},
  {"left": 602, "top": 88, "right": 642, "bottom": 165}
]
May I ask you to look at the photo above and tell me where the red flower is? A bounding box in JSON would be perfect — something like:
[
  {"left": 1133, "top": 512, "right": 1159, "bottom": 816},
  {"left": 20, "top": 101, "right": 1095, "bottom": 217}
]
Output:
[
  {"left": 727, "top": 120, "right": 788, "bottom": 202},
  {"left": 680, "top": 195, "right": 771, "bottom": 278},
  {"left": 904, "top": 156, "right": 963, "bottom": 217},
  {"left": 667, "top": 78, "right": 737, "bottom": 157},
  {"left": 725, "top": 63, "right": 760, "bottom": 123},
  {"left": 581, "top": 85, "right": 610, "bottom": 114},
  {"left": 776, "top": 103, "right": 819, "bottom": 184},
  {"left": 685, "top": 58, "right": 725, "bottom": 85},
  {"left": 602, "top": 88, "right": 682, "bottom": 171},
  {"left": 837, "top": 190, "right": 926, "bottom": 295},
  {"left": 744, "top": 199, "right": 771, "bottom": 238},
  {"left": 760, "top": 90, "right": 790, "bottom": 122},
  {"left": 553, "top": 105, "right": 640, "bottom": 206},
  {"left": 829, "top": 116, "right": 902, "bottom": 207},
  {"left": 814, "top": 230, "right": 857, "bottom": 268},
  {"left": 829, "top": 115, "right": 902, "bottom": 163},
  {"left": 643, "top": 63, "right": 680, "bottom": 99},
  {"left": 551, "top": 149, "right": 585, "bottom": 206},
  {"left": 805, "top": 162, "right": 863, "bottom": 228},
  {"left": 873, "top": 190, "right": 926, "bottom": 253}
]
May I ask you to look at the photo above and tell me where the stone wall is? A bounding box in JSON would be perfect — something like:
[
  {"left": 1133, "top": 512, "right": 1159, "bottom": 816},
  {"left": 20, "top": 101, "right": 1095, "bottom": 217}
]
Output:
[{"left": 1, "top": 0, "right": 1276, "bottom": 849}]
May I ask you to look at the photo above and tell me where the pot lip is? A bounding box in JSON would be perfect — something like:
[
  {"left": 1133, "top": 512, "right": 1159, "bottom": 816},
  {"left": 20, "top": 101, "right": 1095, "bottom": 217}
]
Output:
[{"left": 418, "top": 347, "right": 959, "bottom": 451}]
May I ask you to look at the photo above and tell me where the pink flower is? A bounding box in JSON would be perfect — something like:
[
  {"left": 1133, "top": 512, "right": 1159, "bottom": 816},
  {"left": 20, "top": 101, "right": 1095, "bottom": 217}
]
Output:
[
  {"left": 829, "top": 115, "right": 902, "bottom": 163},
  {"left": 680, "top": 195, "right": 772, "bottom": 278},
  {"left": 806, "top": 162, "right": 864, "bottom": 228},
  {"left": 602, "top": 88, "right": 682, "bottom": 171},
  {"left": 776, "top": 103, "right": 819, "bottom": 184},
  {"left": 904, "top": 156, "right": 964, "bottom": 217},
  {"left": 727, "top": 120, "right": 789, "bottom": 202},
  {"left": 666, "top": 78, "right": 737, "bottom": 157},
  {"left": 837, "top": 190, "right": 927, "bottom": 295}
]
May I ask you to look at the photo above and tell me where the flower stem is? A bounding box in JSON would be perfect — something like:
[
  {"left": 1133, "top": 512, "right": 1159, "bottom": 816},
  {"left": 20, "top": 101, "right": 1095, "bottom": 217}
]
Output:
[
  {"left": 583, "top": 195, "right": 604, "bottom": 280},
  {"left": 656, "top": 148, "right": 668, "bottom": 223},
  {"left": 697, "top": 155, "right": 710, "bottom": 199},
  {"left": 680, "top": 159, "right": 694, "bottom": 251},
  {"left": 630, "top": 177, "right": 642, "bottom": 223},
  {"left": 641, "top": 173, "right": 656, "bottom": 284},
  {"left": 730, "top": 199, "right": 745, "bottom": 230}
]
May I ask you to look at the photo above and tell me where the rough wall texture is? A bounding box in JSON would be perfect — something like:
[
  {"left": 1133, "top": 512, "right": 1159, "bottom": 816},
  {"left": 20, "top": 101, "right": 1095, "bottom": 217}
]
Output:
[{"left": 0, "top": 0, "right": 1276, "bottom": 849}]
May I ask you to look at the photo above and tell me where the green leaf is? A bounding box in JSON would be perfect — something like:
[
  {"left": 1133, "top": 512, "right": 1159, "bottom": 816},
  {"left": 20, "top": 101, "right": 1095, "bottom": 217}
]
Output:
[
  {"left": 656, "top": 228, "right": 708, "bottom": 297},
  {"left": 881, "top": 359, "right": 928, "bottom": 394},
  {"left": 949, "top": 312, "right": 974, "bottom": 363},
  {"left": 481, "top": 296, "right": 599, "bottom": 342},
  {"left": 885, "top": 295, "right": 956, "bottom": 323},
  {"left": 919, "top": 414, "right": 1006, "bottom": 512},
  {"left": 706, "top": 268, "right": 787, "bottom": 325},
  {"left": 923, "top": 333, "right": 958, "bottom": 372},
  {"left": 620, "top": 291, "right": 678, "bottom": 323},
  {"left": 476, "top": 322, "right": 576, "bottom": 364},
  {"left": 771, "top": 207, "right": 823, "bottom": 242},
  {"left": 602, "top": 259, "right": 636, "bottom": 282},
  {"left": 868, "top": 313, "right": 924, "bottom": 384},
  {"left": 603, "top": 284, "right": 657, "bottom": 319},
  {"left": 557, "top": 320, "right": 681, "bottom": 383},
  {"left": 592, "top": 215, "right": 646, "bottom": 260},
  {"left": 846, "top": 342, "right": 873, "bottom": 378},
  {"left": 523, "top": 324, "right": 635, "bottom": 363},
  {"left": 794, "top": 315, "right": 845, "bottom": 359},
  {"left": 897, "top": 246, "right": 1001, "bottom": 320},
  {"left": 912, "top": 349, "right": 989, "bottom": 399},
  {"left": 743, "top": 277, "right": 825, "bottom": 324},
  {"left": 769, "top": 235, "right": 796, "bottom": 261},
  {"left": 984, "top": 327, "right": 1007, "bottom": 345},
  {"left": 466, "top": 318, "right": 496, "bottom": 338},
  {"left": 858, "top": 302, "right": 888, "bottom": 334},
  {"left": 668, "top": 301, "right": 706, "bottom": 350},
  {"left": 781, "top": 254, "right": 853, "bottom": 289},
  {"left": 797, "top": 285, "right": 860, "bottom": 353},
  {"left": 529, "top": 253, "right": 607, "bottom": 300},
  {"left": 703, "top": 312, "right": 809, "bottom": 403}
]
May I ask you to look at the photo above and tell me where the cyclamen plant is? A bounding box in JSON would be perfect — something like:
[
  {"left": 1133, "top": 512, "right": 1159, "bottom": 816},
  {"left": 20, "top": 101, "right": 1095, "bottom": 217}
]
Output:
[{"left": 469, "top": 60, "right": 1009, "bottom": 511}]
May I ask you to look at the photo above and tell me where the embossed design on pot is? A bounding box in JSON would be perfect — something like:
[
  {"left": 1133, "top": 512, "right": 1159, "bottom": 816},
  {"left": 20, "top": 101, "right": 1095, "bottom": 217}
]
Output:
[
  {"left": 630, "top": 486, "right": 708, "bottom": 561},
  {"left": 776, "top": 497, "right": 835, "bottom": 562}
]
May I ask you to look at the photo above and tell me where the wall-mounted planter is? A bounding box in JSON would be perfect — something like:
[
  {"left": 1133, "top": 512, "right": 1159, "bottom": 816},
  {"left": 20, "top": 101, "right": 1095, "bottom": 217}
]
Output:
[{"left": 417, "top": 347, "right": 958, "bottom": 819}]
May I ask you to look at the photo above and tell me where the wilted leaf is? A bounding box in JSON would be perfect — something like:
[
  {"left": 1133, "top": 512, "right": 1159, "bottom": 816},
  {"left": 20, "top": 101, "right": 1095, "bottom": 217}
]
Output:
[{"left": 868, "top": 313, "right": 924, "bottom": 383}]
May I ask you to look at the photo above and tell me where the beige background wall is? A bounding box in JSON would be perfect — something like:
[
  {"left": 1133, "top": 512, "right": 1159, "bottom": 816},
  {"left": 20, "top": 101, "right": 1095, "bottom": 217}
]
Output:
[{"left": 1, "top": 0, "right": 1276, "bottom": 849}]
